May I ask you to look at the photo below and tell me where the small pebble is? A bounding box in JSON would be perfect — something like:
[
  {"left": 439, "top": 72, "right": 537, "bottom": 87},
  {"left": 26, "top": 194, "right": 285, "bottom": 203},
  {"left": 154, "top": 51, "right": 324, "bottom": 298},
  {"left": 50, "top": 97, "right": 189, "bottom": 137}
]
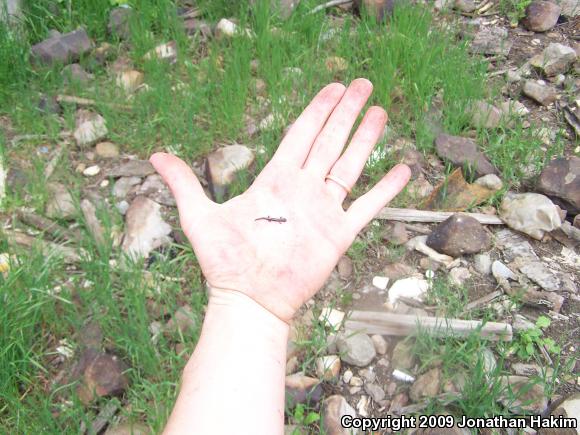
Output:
[
  {"left": 83, "top": 165, "right": 101, "bottom": 176},
  {"left": 100, "top": 179, "right": 109, "bottom": 188},
  {"left": 372, "top": 276, "right": 389, "bottom": 290}
]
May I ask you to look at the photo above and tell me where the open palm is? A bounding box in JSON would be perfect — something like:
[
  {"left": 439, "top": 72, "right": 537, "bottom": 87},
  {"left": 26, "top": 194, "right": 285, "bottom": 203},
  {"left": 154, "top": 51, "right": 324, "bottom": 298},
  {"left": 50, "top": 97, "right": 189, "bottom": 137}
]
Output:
[{"left": 151, "top": 79, "right": 411, "bottom": 322}]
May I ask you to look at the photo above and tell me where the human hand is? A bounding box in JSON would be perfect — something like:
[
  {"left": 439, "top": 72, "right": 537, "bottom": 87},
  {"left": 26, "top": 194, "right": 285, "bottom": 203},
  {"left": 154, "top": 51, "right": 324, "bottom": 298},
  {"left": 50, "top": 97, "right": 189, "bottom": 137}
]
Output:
[{"left": 150, "top": 79, "right": 411, "bottom": 323}]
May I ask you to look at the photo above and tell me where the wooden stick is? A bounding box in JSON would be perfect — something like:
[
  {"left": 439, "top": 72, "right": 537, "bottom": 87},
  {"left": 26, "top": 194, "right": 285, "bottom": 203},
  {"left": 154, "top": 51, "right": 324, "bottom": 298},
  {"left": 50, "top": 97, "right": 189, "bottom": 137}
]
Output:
[
  {"left": 4, "top": 230, "right": 81, "bottom": 263},
  {"left": 344, "top": 311, "right": 513, "bottom": 341},
  {"left": 16, "top": 210, "right": 80, "bottom": 242},
  {"left": 309, "top": 0, "right": 352, "bottom": 14},
  {"left": 56, "top": 95, "right": 132, "bottom": 111},
  {"left": 376, "top": 208, "right": 504, "bottom": 225}
]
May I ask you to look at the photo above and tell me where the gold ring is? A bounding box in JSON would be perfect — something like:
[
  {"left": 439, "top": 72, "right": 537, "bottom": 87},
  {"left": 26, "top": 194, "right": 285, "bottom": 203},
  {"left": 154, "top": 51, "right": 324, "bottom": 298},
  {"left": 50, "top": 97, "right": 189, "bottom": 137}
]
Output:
[{"left": 325, "top": 174, "right": 351, "bottom": 194}]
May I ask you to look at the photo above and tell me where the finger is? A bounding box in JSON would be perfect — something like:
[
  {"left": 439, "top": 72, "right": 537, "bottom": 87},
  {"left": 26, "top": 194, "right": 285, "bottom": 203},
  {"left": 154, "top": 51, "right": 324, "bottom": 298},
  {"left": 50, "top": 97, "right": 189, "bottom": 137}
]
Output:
[
  {"left": 345, "top": 164, "right": 412, "bottom": 234},
  {"left": 149, "top": 152, "right": 212, "bottom": 226},
  {"left": 304, "top": 78, "right": 373, "bottom": 176},
  {"left": 326, "top": 106, "right": 388, "bottom": 202},
  {"left": 272, "top": 82, "right": 346, "bottom": 167}
]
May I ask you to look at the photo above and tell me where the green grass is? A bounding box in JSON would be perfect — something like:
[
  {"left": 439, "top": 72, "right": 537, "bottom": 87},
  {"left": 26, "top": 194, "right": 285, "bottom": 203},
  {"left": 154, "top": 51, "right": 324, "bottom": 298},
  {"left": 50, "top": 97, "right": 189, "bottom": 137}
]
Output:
[{"left": 0, "top": 0, "right": 574, "bottom": 432}]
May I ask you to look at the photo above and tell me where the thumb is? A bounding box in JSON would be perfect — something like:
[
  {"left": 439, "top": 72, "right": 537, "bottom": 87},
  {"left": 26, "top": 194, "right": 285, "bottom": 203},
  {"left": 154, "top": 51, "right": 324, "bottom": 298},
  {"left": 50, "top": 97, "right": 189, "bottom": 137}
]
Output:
[{"left": 149, "top": 152, "right": 212, "bottom": 229}]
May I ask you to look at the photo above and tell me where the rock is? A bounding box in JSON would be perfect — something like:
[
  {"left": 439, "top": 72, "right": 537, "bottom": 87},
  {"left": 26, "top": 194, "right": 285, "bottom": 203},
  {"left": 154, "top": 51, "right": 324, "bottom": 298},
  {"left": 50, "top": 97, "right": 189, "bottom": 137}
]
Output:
[
  {"left": 354, "top": 0, "right": 397, "bottom": 21},
  {"left": 470, "top": 26, "right": 512, "bottom": 56},
  {"left": 135, "top": 174, "right": 176, "bottom": 207},
  {"left": 121, "top": 196, "right": 172, "bottom": 259},
  {"left": 491, "top": 260, "right": 517, "bottom": 281},
  {"left": 387, "top": 277, "right": 428, "bottom": 308},
  {"left": 105, "top": 422, "right": 150, "bottom": 435},
  {"left": 409, "top": 368, "right": 441, "bottom": 402},
  {"left": 372, "top": 276, "right": 389, "bottom": 290},
  {"left": 384, "top": 221, "right": 408, "bottom": 245},
  {"left": 206, "top": 145, "right": 255, "bottom": 197},
  {"left": 31, "top": 27, "right": 93, "bottom": 65},
  {"left": 215, "top": 18, "right": 239, "bottom": 38},
  {"left": 115, "top": 69, "right": 144, "bottom": 93},
  {"left": 285, "top": 374, "right": 323, "bottom": 407},
  {"left": 426, "top": 214, "right": 492, "bottom": 257},
  {"left": 449, "top": 267, "right": 472, "bottom": 286},
  {"left": 183, "top": 19, "right": 212, "bottom": 38},
  {"left": 143, "top": 41, "right": 177, "bottom": 63},
  {"left": 116, "top": 200, "right": 129, "bottom": 215},
  {"left": 500, "top": 192, "right": 562, "bottom": 239},
  {"left": 321, "top": 395, "right": 358, "bottom": 435},
  {"left": 83, "top": 165, "right": 100, "bottom": 177},
  {"left": 434, "top": 134, "right": 497, "bottom": 177},
  {"left": 406, "top": 175, "right": 434, "bottom": 199},
  {"left": 481, "top": 348, "right": 497, "bottom": 375},
  {"left": 538, "top": 156, "right": 580, "bottom": 214},
  {"left": 113, "top": 176, "right": 141, "bottom": 198},
  {"left": 336, "top": 332, "right": 376, "bottom": 367},
  {"left": 455, "top": 0, "right": 476, "bottom": 12},
  {"left": 519, "top": 262, "right": 562, "bottom": 291},
  {"left": 165, "top": 305, "right": 197, "bottom": 335},
  {"left": 557, "top": 0, "right": 580, "bottom": 16},
  {"left": 474, "top": 253, "right": 492, "bottom": 275},
  {"left": 74, "top": 110, "right": 108, "bottom": 147},
  {"left": 474, "top": 174, "right": 503, "bottom": 191},
  {"left": 371, "top": 334, "right": 388, "bottom": 355},
  {"left": 337, "top": 256, "right": 353, "bottom": 279},
  {"left": 470, "top": 100, "right": 503, "bottom": 129},
  {"left": 315, "top": 355, "right": 341, "bottom": 380},
  {"left": 108, "top": 160, "right": 156, "bottom": 177},
  {"left": 538, "top": 393, "right": 580, "bottom": 435},
  {"left": 325, "top": 56, "right": 348, "bottom": 74},
  {"left": 319, "top": 308, "right": 345, "bottom": 330},
  {"left": 38, "top": 94, "right": 61, "bottom": 115},
  {"left": 383, "top": 262, "right": 415, "bottom": 281},
  {"left": 62, "top": 63, "right": 93, "bottom": 83},
  {"left": 500, "top": 376, "right": 548, "bottom": 414},
  {"left": 46, "top": 182, "right": 76, "bottom": 219},
  {"left": 95, "top": 141, "right": 119, "bottom": 159},
  {"left": 391, "top": 340, "right": 416, "bottom": 370},
  {"left": 523, "top": 80, "right": 558, "bottom": 106},
  {"left": 499, "top": 100, "right": 529, "bottom": 118},
  {"left": 531, "top": 43, "right": 577, "bottom": 76},
  {"left": 512, "top": 314, "right": 535, "bottom": 332},
  {"left": 364, "top": 383, "right": 386, "bottom": 402},
  {"left": 108, "top": 6, "right": 133, "bottom": 39},
  {"left": 77, "top": 352, "right": 128, "bottom": 404},
  {"left": 524, "top": 1, "right": 561, "bottom": 32}
]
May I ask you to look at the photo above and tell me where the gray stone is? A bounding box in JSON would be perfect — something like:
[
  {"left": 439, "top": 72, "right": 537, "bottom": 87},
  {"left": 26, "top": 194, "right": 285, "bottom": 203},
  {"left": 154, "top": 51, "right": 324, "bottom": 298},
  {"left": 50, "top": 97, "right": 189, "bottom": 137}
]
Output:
[
  {"left": 530, "top": 43, "right": 577, "bottom": 76},
  {"left": 470, "top": 26, "right": 512, "bottom": 56},
  {"left": 500, "top": 192, "right": 562, "bottom": 239},
  {"left": 62, "top": 63, "right": 93, "bottom": 83},
  {"left": 391, "top": 340, "right": 416, "bottom": 370},
  {"left": 434, "top": 134, "right": 497, "bottom": 177},
  {"left": 409, "top": 367, "right": 441, "bottom": 402},
  {"left": 492, "top": 260, "right": 517, "bottom": 281},
  {"left": 336, "top": 332, "right": 376, "bottom": 367},
  {"left": 557, "top": 0, "right": 580, "bottom": 16},
  {"left": 364, "top": 383, "right": 386, "bottom": 402},
  {"left": 499, "top": 376, "right": 548, "bottom": 414},
  {"left": 449, "top": 267, "right": 472, "bottom": 286},
  {"left": 135, "top": 174, "right": 176, "bottom": 207},
  {"left": 371, "top": 334, "right": 388, "bottom": 355},
  {"left": 46, "top": 182, "right": 76, "bottom": 219},
  {"left": 108, "top": 160, "right": 156, "bottom": 178},
  {"left": 354, "top": 0, "right": 397, "bottom": 21},
  {"left": 427, "top": 214, "right": 492, "bottom": 257},
  {"left": 455, "top": 0, "right": 476, "bottom": 12},
  {"left": 512, "top": 314, "right": 536, "bottom": 332},
  {"left": 31, "top": 27, "right": 93, "bottom": 65},
  {"left": 538, "top": 156, "right": 580, "bottom": 214},
  {"left": 105, "top": 422, "right": 150, "bottom": 435},
  {"left": 384, "top": 221, "right": 408, "bottom": 245},
  {"left": 121, "top": 196, "right": 172, "bottom": 259},
  {"left": 113, "top": 176, "right": 141, "bottom": 198},
  {"left": 519, "top": 262, "right": 562, "bottom": 291},
  {"left": 474, "top": 253, "right": 492, "bottom": 275},
  {"left": 481, "top": 348, "right": 497, "bottom": 375},
  {"left": 74, "top": 110, "right": 108, "bottom": 147},
  {"left": 108, "top": 6, "right": 133, "bottom": 40},
  {"left": 470, "top": 100, "right": 503, "bottom": 129},
  {"left": 524, "top": 1, "right": 561, "bottom": 32},
  {"left": 474, "top": 174, "right": 504, "bottom": 191},
  {"left": 322, "top": 395, "right": 358, "bottom": 435},
  {"left": 523, "top": 80, "right": 558, "bottom": 105}
]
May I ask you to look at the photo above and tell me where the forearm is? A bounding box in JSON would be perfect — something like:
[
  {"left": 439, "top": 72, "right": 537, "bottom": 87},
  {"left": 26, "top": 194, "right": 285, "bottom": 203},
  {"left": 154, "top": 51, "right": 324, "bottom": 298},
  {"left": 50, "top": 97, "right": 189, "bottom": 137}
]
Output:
[{"left": 163, "top": 288, "right": 289, "bottom": 435}]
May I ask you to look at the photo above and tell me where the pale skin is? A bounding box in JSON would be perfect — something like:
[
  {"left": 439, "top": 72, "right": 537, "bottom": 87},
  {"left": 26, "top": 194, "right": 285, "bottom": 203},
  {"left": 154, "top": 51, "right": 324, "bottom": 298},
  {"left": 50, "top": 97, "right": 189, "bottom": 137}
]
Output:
[{"left": 150, "top": 78, "right": 411, "bottom": 435}]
